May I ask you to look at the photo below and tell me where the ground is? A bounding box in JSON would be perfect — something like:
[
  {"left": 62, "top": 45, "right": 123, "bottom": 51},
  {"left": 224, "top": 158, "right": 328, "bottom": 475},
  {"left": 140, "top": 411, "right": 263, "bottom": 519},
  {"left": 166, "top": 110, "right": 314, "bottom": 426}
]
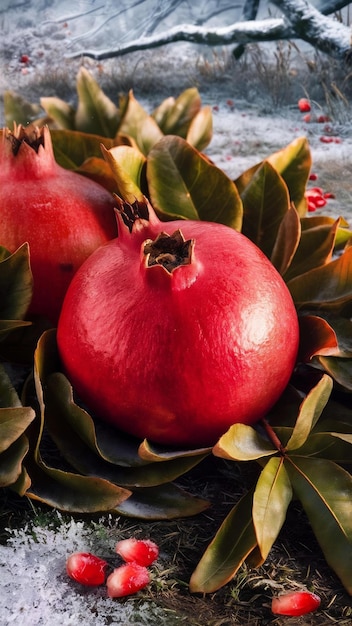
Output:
[{"left": 1, "top": 2, "right": 352, "bottom": 625}]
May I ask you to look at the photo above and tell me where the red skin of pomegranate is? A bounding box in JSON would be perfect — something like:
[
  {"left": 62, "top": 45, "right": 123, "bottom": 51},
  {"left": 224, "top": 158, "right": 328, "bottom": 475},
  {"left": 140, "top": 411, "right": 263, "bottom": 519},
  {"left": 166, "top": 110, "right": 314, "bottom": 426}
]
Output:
[
  {"left": 0, "top": 126, "right": 117, "bottom": 324},
  {"left": 57, "top": 200, "right": 299, "bottom": 448}
]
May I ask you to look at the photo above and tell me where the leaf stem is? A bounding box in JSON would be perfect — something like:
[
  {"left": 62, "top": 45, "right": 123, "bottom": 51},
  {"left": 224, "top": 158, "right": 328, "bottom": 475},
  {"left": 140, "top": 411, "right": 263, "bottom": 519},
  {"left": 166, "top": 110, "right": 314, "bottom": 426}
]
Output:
[{"left": 261, "top": 418, "right": 286, "bottom": 455}]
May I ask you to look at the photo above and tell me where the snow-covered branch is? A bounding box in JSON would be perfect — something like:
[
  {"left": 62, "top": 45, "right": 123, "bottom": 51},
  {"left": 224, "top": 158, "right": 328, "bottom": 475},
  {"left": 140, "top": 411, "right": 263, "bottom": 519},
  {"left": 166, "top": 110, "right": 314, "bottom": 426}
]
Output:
[{"left": 66, "top": 0, "right": 352, "bottom": 63}]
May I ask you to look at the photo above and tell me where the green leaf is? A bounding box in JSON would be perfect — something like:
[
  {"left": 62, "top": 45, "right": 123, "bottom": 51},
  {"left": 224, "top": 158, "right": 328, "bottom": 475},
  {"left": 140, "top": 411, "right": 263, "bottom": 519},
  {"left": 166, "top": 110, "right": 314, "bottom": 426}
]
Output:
[
  {"left": 186, "top": 106, "right": 213, "bottom": 152},
  {"left": 267, "top": 137, "right": 312, "bottom": 216},
  {"left": 253, "top": 458, "right": 292, "bottom": 559},
  {"left": 240, "top": 161, "right": 290, "bottom": 258},
  {"left": 283, "top": 218, "right": 340, "bottom": 282},
  {"left": 0, "top": 244, "right": 33, "bottom": 321},
  {"left": 40, "top": 96, "right": 76, "bottom": 130},
  {"left": 0, "top": 364, "right": 22, "bottom": 408},
  {"left": 287, "top": 246, "right": 352, "bottom": 312},
  {"left": 300, "top": 215, "right": 352, "bottom": 251},
  {"left": 295, "top": 432, "right": 352, "bottom": 463},
  {"left": 138, "top": 439, "right": 211, "bottom": 462},
  {"left": 115, "top": 483, "right": 210, "bottom": 520},
  {"left": 286, "top": 457, "right": 352, "bottom": 594},
  {"left": 102, "top": 144, "right": 146, "bottom": 202},
  {"left": 75, "top": 67, "right": 121, "bottom": 137},
  {"left": 0, "top": 435, "right": 30, "bottom": 488},
  {"left": 50, "top": 129, "right": 115, "bottom": 169},
  {"left": 152, "top": 87, "right": 201, "bottom": 137},
  {"left": 148, "top": 136, "right": 243, "bottom": 230},
  {"left": 286, "top": 374, "right": 333, "bottom": 451},
  {"left": 190, "top": 490, "right": 257, "bottom": 593},
  {"left": 270, "top": 203, "right": 301, "bottom": 275},
  {"left": 213, "top": 423, "right": 277, "bottom": 461},
  {"left": 3, "top": 90, "right": 42, "bottom": 127},
  {"left": 119, "top": 91, "right": 163, "bottom": 155},
  {"left": 0, "top": 407, "right": 35, "bottom": 452},
  {"left": 316, "top": 356, "right": 352, "bottom": 391}
]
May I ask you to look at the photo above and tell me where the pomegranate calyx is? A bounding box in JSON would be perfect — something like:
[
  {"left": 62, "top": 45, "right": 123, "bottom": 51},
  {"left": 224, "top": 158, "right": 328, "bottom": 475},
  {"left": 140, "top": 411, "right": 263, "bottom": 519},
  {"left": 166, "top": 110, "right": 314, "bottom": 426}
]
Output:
[
  {"left": 117, "top": 197, "right": 150, "bottom": 233},
  {"left": 6, "top": 124, "right": 45, "bottom": 155},
  {"left": 143, "top": 230, "right": 194, "bottom": 273}
]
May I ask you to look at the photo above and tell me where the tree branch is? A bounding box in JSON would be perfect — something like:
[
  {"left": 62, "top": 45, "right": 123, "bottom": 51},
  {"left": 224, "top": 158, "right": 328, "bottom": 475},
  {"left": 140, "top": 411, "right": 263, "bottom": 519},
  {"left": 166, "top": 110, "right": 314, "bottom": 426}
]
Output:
[{"left": 66, "top": 0, "right": 352, "bottom": 63}]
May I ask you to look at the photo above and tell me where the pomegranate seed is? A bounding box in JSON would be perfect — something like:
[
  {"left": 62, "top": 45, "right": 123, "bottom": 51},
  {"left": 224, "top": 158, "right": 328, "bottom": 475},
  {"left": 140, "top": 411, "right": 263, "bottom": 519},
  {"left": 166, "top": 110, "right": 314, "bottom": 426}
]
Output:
[
  {"left": 309, "top": 172, "right": 318, "bottom": 181},
  {"left": 66, "top": 552, "right": 108, "bottom": 586},
  {"left": 298, "top": 98, "right": 311, "bottom": 112},
  {"left": 324, "top": 191, "right": 335, "bottom": 199},
  {"left": 272, "top": 590, "right": 321, "bottom": 616},
  {"left": 106, "top": 563, "right": 150, "bottom": 598},
  {"left": 115, "top": 538, "right": 159, "bottom": 567},
  {"left": 319, "top": 136, "right": 334, "bottom": 143},
  {"left": 302, "top": 113, "right": 311, "bottom": 123},
  {"left": 20, "top": 54, "right": 30, "bottom": 64}
]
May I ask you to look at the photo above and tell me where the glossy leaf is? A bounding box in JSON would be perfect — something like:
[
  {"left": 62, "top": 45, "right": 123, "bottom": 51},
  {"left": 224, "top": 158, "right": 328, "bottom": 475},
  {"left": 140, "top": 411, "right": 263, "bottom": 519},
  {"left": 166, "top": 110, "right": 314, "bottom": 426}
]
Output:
[
  {"left": 116, "top": 483, "right": 210, "bottom": 520},
  {"left": 286, "top": 375, "right": 333, "bottom": 451},
  {"left": 240, "top": 161, "right": 290, "bottom": 258},
  {"left": 300, "top": 215, "right": 352, "bottom": 250},
  {"left": 213, "top": 423, "right": 277, "bottom": 461},
  {"left": 317, "top": 316, "right": 352, "bottom": 357},
  {"left": 40, "top": 96, "right": 76, "bottom": 130},
  {"left": 298, "top": 315, "right": 338, "bottom": 362},
  {"left": 3, "top": 90, "right": 42, "bottom": 127},
  {"left": 75, "top": 67, "right": 121, "bottom": 137},
  {"left": 0, "top": 244, "right": 33, "bottom": 321},
  {"left": 31, "top": 330, "right": 131, "bottom": 512},
  {"left": 286, "top": 457, "right": 352, "bottom": 594},
  {"left": 102, "top": 144, "right": 146, "bottom": 202},
  {"left": 287, "top": 246, "right": 352, "bottom": 311},
  {"left": 152, "top": 87, "right": 201, "bottom": 137},
  {"left": 316, "top": 356, "right": 352, "bottom": 391},
  {"left": 50, "top": 129, "right": 115, "bottom": 170},
  {"left": 270, "top": 203, "right": 301, "bottom": 275},
  {"left": 267, "top": 137, "right": 312, "bottom": 215},
  {"left": 283, "top": 218, "right": 340, "bottom": 282},
  {"left": 0, "top": 365, "right": 22, "bottom": 408},
  {"left": 148, "top": 136, "right": 243, "bottom": 229},
  {"left": 190, "top": 490, "right": 257, "bottom": 593},
  {"left": 295, "top": 432, "right": 352, "bottom": 463},
  {"left": 0, "top": 435, "right": 30, "bottom": 488},
  {"left": 0, "top": 407, "right": 35, "bottom": 453},
  {"left": 253, "top": 458, "right": 292, "bottom": 559},
  {"left": 119, "top": 90, "right": 163, "bottom": 155},
  {"left": 138, "top": 439, "right": 211, "bottom": 462},
  {"left": 76, "top": 156, "right": 118, "bottom": 193},
  {"left": 186, "top": 106, "right": 213, "bottom": 152}
]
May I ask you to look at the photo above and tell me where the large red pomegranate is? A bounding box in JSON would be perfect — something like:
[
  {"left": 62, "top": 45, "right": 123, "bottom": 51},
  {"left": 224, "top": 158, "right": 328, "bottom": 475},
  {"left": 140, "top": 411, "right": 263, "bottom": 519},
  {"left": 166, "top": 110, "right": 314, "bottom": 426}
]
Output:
[
  {"left": 0, "top": 124, "right": 118, "bottom": 324},
  {"left": 57, "top": 198, "right": 299, "bottom": 448}
]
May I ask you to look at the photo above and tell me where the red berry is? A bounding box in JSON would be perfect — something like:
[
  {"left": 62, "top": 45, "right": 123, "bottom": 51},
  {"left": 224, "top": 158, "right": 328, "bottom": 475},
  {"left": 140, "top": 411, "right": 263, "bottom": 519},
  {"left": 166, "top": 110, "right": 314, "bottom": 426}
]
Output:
[
  {"left": 115, "top": 538, "right": 159, "bottom": 567},
  {"left": 324, "top": 191, "right": 335, "bottom": 199},
  {"left": 272, "top": 590, "right": 321, "bottom": 616},
  {"left": 20, "top": 54, "right": 30, "bottom": 64},
  {"left": 66, "top": 552, "right": 108, "bottom": 586},
  {"left": 106, "top": 563, "right": 150, "bottom": 598},
  {"left": 319, "top": 136, "right": 334, "bottom": 143},
  {"left": 317, "top": 115, "right": 331, "bottom": 123},
  {"left": 298, "top": 98, "right": 311, "bottom": 112}
]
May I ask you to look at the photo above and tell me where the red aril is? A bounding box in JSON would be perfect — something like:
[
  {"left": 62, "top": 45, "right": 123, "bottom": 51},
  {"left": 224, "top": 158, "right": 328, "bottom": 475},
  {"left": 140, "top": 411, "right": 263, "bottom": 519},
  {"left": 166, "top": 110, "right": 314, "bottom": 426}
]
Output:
[
  {"left": 115, "top": 538, "right": 159, "bottom": 566},
  {"left": 271, "top": 590, "right": 321, "bottom": 616},
  {"left": 66, "top": 552, "right": 108, "bottom": 586},
  {"left": 57, "top": 198, "right": 299, "bottom": 448},
  {"left": 0, "top": 124, "right": 117, "bottom": 324},
  {"left": 298, "top": 98, "right": 311, "bottom": 112},
  {"left": 106, "top": 563, "right": 150, "bottom": 598}
]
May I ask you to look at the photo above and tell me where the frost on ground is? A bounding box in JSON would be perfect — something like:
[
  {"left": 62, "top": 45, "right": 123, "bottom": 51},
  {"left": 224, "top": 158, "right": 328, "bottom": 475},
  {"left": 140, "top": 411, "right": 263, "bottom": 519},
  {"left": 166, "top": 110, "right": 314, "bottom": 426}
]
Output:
[{"left": 0, "top": 515, "right": 176, "bottom": 626}]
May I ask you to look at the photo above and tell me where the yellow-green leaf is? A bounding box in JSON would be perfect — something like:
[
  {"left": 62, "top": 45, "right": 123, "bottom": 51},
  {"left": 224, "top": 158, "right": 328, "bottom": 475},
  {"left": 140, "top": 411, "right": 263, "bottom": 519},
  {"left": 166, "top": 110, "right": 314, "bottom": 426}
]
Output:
[
  {"left": 75, "top": 67, "right": 121, "bottom": 137},
  {"left": 213, "top": 423, "right": 277, "bottom": 461},
  {"left": 190, "top": 490, "right": 257, "bottom": 593},
  {"left": 267, "top": 137, "right": 312, "bottom": 216},
  {"left": 153, "top": 87, "right": 201, "bottom": 137},
  {"left": 253, "top": 458, "right": 292, "bottom": 559},
  {"left": 40, "top": 96, "right": 76, "bottom": 130},
  {"left": 270, "top": 203, "right": 301, "bottom": 275},
  {"left": 102, "top": 144, "right": 146, "bottom": 202},
  {"left": 186, "top": 106, "right": 213, "bottom": 151},
  {"left": 286, "top": 374, "right": 333, "bottom": 451},
  {"left": 286, "top": 457, "right": 352, "bottom": 594}
]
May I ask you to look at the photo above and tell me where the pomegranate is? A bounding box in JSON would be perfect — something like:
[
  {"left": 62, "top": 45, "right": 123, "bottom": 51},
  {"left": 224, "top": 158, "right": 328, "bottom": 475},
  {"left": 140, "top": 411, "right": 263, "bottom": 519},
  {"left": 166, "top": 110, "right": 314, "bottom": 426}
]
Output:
[
  {"left": 0, "top": 124, "right": 118, "bottom": 324},
  {"left": 57, "top": 198, "right": 299, "bottom": 448}
]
